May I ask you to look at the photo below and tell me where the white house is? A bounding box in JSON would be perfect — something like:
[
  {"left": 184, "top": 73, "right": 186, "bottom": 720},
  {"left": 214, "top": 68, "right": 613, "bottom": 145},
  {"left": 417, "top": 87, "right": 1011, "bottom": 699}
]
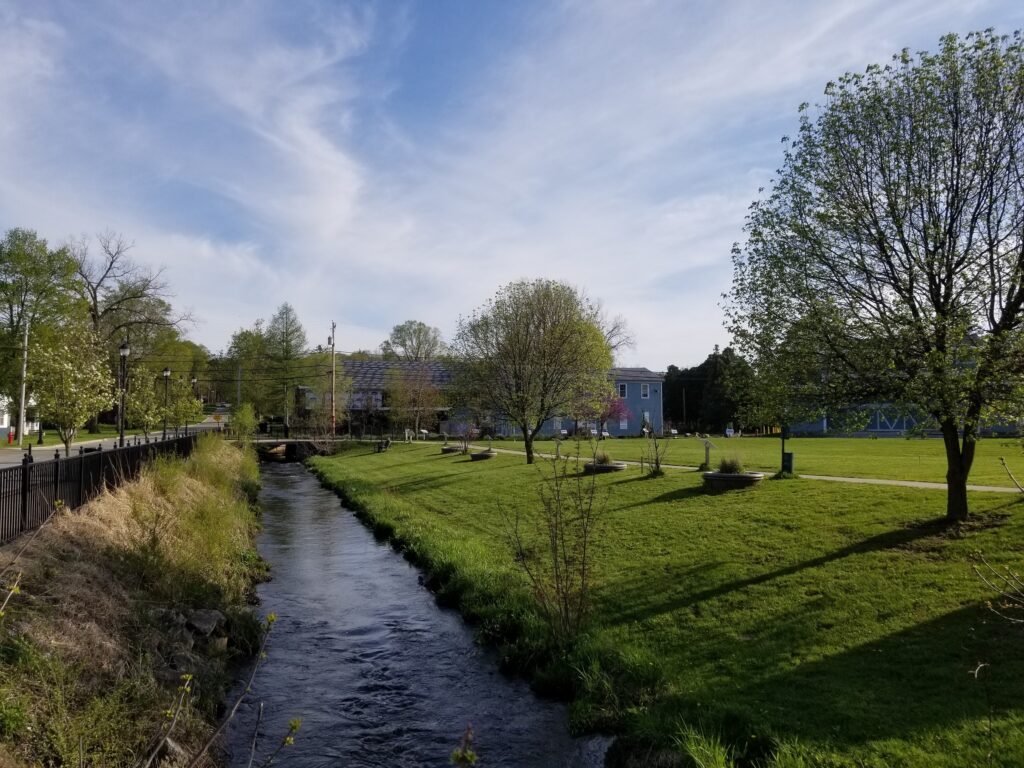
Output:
[{"left": 0, "top": 396, "right": 40, "bottom": 439}]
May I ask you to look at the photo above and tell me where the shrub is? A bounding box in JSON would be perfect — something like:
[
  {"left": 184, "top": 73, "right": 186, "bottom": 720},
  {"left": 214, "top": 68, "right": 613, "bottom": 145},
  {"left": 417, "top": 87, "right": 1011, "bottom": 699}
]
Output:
[
  {"left": 717, "top": 457, "right": 744, "bottom": 474},
  {"left": 594, "top": 450, "right": 612, "bottom": 465}
]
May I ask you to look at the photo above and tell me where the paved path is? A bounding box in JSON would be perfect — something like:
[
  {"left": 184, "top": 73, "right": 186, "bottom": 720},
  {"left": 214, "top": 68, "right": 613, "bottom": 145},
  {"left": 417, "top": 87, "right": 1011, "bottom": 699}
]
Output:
[
  {"left": 0, "top": 420, "right": 225, "bottom": 467},
  {"left": 467, "top": 444, "right": 1023, "bottom": 494}
]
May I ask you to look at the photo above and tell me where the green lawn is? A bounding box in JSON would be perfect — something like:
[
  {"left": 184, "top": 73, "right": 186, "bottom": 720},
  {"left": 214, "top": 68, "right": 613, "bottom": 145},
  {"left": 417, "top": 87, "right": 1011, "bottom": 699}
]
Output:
[
  {"left": 310, "top": 443, "right": 1024, "bottom": 767},
  {"left": 476, "top": 435, "right": 1024, "bottom": 487}
]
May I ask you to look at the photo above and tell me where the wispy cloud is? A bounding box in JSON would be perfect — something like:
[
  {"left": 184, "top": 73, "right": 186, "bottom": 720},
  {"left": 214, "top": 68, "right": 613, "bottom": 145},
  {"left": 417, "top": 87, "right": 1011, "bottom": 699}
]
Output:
[{"left": 0, "top": 0, "right": 1021, "bottom": 365}]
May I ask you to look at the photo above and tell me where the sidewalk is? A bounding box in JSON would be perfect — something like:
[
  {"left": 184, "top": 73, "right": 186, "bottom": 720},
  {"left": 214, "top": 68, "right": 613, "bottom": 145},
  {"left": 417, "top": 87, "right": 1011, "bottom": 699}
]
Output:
[
  {"left": 467, "top": 444, "right": 1023, "bottom": 495},
  {"left": 0, "top": 420, "right": 225, "bottom": 467}
]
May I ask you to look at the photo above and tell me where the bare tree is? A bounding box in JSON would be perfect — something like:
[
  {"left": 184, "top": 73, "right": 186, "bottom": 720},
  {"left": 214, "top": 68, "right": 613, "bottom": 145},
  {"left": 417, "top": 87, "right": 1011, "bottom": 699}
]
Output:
[
  {"left": 505, "top": 441, "right": 606, "bottom": 646},
  {"left": 71, "top": 231, "right": 190, "bottom": 344}
]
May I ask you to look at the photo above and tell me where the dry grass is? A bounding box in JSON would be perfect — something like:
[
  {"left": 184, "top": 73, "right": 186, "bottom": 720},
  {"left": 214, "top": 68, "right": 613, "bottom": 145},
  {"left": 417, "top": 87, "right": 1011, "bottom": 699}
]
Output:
[{"left": 0, "top": 435, "right": 261, "bottom": 767}]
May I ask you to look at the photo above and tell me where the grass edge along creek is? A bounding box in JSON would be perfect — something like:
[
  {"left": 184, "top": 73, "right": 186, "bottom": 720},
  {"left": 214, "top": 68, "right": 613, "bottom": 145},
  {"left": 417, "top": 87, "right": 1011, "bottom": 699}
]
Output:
[
  {"left": 0, "top": 435, "right": 264, "bottom": 767},
  {"left": 310, "top": 441, "right": 1024, "bottom": 768}
]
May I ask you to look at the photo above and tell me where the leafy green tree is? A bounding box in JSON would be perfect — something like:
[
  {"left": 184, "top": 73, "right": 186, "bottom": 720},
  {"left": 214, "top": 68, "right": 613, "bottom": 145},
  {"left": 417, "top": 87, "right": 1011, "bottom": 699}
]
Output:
[
  {"left": 663, "top": 347, "right": 754, "bottom": 433},
  {"left": 232, "top": 402, "right": 258, "bottom": 444},
  {"left": 0, "top": 229, "right": 79, "bottom": 435},
  {"left": 265, "top": 303, "right": 308, "bottom": 418},
  {"left": 380, "top": 320, "right": 446, "bottom": 361},
  {"left": 453, "top": 279, "right": 621, "bottom": 464},
  {"left": 226, "top": 321, "right": 274, "bottom": 415},
  {"left": 165, "top": 377, "right": 203, "bottom": 432},
  {"left": 30, "top": 330, "right": 113, "bottom": 456},
  {"left": 125, "top": 370, "right": 163, "bottom": 436},
  {"left": 728, "top": 31, "right": 1024, "bottom": 521}
]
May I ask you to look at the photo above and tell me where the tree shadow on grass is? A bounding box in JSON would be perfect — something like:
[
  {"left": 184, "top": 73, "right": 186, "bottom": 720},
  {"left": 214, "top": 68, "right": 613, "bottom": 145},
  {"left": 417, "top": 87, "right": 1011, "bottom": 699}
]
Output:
[
  {"left": 606, "top": 517, "right": 951, "bottom": 627},
  {"left": 615, "top": 485, "right": 707, "bottom": 508},
  {"left": 642, "top": 603, "right": 1024, "bottom": 756},
  {"left": 732, "top": 603, "right": 1024, "bottom": 748}
]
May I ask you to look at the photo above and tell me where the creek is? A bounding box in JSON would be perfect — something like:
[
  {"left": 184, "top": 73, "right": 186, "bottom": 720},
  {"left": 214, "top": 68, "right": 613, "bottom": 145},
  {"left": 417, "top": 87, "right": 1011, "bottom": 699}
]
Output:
[{"left": 225, "top": 462, "right": 609, "bottom": 767}]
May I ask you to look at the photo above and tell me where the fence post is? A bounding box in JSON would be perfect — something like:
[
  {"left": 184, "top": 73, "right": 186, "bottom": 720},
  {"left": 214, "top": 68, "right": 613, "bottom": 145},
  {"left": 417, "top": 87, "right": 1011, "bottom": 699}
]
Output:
[
  {"left": 20, "top": 452, "right": 32, "bottom": 532},
  {"left": 78, "top": 446, "right": 85, "bottom": 506},
  {"left": 53, "top": 452, "right": 61, "bottom": 507}
]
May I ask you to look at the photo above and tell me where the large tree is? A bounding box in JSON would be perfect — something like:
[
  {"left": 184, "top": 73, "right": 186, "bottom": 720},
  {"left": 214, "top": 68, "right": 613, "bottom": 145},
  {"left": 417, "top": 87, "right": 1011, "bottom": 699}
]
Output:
[
  {"left": 0, "top": 229, "right": 79, "bottom": 436},
  {"left": 727, "top": 31, "right": 1024, "bottom": 521},
  {"left": 71, "top": 231, "right": 190, "bottom": 431},
  {"left": 386, "top": 364, "right": 445, "bottom": 435},
  {"left": 380, "top": 320, "right": 446, "bottom": 361},
  {"left": 453, "top": 279, "right": 623, "bottom": 464},
  {"left": 71, "top": 231, "right": 188, "bottom": 344},
  {"left": 265, "top": 302, "right": 308, "bottom": 418},
  {"left": 30, "top": 329, "right": 113, "bottom": 456}
]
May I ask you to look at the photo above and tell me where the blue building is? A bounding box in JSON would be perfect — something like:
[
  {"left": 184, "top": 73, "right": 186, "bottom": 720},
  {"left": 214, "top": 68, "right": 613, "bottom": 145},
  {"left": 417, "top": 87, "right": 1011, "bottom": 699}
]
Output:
[
  {"left": 338, "top": 360, "right": 666, "bottom": 438},
  {"left": 492, "top": 367, "right": 665, "bottom": 438},
  {"left": 599, "top": 367, "right": 665, "bottom": 437}
]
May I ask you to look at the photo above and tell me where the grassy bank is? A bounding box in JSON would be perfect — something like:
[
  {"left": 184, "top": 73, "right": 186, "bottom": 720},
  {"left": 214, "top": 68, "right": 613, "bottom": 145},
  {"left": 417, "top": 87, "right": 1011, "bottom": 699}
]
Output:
[
  {"left": 477, "top": 435, "right": 1024, "bottom": 487},
  {"left": 310, "top": 442, "right": 1024, "bottom": 767},
  {"left": 0, "top": 435, "right": 262, "bottom": 767}
]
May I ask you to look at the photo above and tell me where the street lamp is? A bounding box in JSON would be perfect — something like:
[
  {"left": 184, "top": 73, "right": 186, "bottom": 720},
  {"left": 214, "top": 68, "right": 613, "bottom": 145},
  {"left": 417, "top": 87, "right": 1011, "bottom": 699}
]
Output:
[
  {"left": 162, "top": 367, "right": 171, "bottom": 440},
  {"left": 190, "top": 377, "right": 198, "bottom": 435},
  {"left": 118, "top": 341, "right": 130, "bottom": 447}
]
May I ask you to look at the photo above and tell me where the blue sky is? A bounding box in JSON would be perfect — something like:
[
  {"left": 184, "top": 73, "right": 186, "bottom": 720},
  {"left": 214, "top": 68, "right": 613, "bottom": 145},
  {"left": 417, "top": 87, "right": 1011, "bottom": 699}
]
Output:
[{"left": 3, "top": 0, "right": 1024, "bottom": 368}]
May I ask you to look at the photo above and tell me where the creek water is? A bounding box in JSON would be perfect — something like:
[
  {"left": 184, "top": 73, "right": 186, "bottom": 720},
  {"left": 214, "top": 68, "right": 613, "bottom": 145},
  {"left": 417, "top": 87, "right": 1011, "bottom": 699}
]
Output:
[{"left": 224, "top": 462, "right": 609, "bottom": 767}]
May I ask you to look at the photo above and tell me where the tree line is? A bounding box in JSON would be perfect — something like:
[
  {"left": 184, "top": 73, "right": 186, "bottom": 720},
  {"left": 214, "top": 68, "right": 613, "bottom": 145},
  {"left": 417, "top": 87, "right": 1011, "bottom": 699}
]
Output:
[{"left": 1, "top": 228, "right": 203, "bottom": 454}]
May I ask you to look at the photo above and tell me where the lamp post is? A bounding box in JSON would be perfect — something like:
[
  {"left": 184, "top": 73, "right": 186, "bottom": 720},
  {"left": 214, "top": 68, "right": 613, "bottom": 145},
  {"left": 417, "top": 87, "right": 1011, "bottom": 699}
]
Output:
[
  {"left": 190, "top": 377, "right": 197, "bottom": 435},
  {"left": 162, "top": 367, "right": 170, "bottom": 440},
  {"left": 118, "top": 341, "right": 130, "bottom": 447}
]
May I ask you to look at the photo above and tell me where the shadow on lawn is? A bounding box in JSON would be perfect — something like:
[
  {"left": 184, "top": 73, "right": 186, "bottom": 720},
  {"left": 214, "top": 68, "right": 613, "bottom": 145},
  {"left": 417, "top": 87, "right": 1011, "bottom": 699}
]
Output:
[
  {"left": 608, "top": 518, "right": 952, "bottom": 627},
  {"left": 616, "top": 485, "right": 707, "bottom": 508},
  {"left": 729, "top": 603, "right": 1024, "bottom": 748}
]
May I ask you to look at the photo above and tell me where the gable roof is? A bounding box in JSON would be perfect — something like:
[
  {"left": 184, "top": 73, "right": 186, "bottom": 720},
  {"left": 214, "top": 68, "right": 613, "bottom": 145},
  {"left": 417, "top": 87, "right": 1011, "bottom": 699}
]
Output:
[
  {"left": 610, "top": 367, "right": 664, "bottom": 382},
  {"left": 341, "top": 359, "right": 453, "bottom": 390},
  {"left": 340, "top": 360, "right": 662, "bottom": 390}
]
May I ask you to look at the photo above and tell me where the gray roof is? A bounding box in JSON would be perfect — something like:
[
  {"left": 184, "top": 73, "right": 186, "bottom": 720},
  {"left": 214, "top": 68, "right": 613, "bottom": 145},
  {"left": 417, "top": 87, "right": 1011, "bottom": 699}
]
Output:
[
  {"left": 341, "top": 360, "right": 662, "bottom": 390},
  {"left": 610, "top": 367, "right": 664, "bottom": 382},
  {"left": 341, "top": 359, "right": 453, "bottom": 389}
]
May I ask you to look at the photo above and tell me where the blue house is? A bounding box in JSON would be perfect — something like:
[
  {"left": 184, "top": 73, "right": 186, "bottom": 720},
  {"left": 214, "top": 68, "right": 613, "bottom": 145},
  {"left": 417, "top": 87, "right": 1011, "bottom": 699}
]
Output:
[
  {"left": 600, "top": 367, "right": 665, "bottom": 437},
  {"left": 339, "top": 359, "right": 666, "bottom": 438},
  {"left": 501, "top": 367, "right": 665, "bottom": 438}
]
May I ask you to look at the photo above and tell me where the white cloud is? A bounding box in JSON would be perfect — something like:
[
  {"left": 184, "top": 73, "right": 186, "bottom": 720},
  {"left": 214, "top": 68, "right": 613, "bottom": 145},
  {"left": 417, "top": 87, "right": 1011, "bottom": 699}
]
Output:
[{"left": 0, "top": 0, "right": 1020, "bottom": 368}]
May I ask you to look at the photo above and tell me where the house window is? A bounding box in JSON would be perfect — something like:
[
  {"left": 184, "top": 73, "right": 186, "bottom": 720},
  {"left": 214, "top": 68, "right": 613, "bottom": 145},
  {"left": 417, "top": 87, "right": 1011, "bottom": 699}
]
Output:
[
  {"left": 618, "top": 383, "right": 627, "bottom": 398},
  {"left": 619, "top": 418, "right": 628, "bottom": 430},
  {"left": 640, "top": 383, "right": 650, "bottom": 399},
  {"left": 643, "top": 410, "right": 651, "bottom": 426}
]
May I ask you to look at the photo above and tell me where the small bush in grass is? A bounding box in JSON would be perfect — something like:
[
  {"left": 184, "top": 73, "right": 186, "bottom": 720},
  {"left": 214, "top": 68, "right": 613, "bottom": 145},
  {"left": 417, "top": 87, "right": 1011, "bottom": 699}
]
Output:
[
  {"left": 594, "top": 450, "right": 612, "bottom": 465},
  {"left": 717, "top": 457, "right": 744, "bottom": 474}
]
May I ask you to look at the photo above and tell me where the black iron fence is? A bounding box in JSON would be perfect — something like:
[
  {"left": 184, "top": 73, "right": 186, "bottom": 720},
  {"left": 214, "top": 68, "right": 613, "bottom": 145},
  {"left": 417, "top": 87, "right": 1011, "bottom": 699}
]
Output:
[{"left": 0, "top": 434, "right": 199, "bottom": 546}]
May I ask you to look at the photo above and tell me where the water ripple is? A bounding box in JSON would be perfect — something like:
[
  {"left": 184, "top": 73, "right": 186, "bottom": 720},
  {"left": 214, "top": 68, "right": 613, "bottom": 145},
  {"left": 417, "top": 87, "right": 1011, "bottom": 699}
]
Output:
[{"left": 225, "top": 463, "right": 608, "bottom": 767}]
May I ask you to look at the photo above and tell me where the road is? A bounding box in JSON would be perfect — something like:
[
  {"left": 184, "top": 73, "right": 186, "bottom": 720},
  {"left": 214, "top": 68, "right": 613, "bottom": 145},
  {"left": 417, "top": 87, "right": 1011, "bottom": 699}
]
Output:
[{"left": 0, "top": 418, "right": 227, "bottom": 467}]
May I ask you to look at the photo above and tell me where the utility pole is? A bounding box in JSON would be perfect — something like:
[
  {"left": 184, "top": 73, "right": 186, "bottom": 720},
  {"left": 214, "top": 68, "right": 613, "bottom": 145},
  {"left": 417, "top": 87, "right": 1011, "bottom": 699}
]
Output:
[
  {"left": 330, "top": 321, "right": 337, "bottom": 436},
  {"left": 16, "top": 318, "right": 28, "bottom": 448}
]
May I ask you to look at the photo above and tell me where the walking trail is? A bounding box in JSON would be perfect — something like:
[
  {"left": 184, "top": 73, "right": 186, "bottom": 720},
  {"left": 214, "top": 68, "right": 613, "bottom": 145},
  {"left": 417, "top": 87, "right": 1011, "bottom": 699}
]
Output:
[{"left": 468, "top": 444, "right": 1021, "bottom": 494}]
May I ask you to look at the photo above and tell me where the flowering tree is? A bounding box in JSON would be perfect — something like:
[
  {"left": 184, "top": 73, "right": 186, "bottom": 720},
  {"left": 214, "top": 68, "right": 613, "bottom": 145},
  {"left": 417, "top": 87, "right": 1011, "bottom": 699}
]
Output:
[
  {"left": 125, "top": 371, "right": 163, "bottom": 437},
  {"left": 30, "top": 332, "right": 113, "bottom": 456},
  {"left": 598, "top": 394, "right": 631, "bottom": 438},
  {"left": 166, "top": 377, "right": 204, "bottom": 433}
]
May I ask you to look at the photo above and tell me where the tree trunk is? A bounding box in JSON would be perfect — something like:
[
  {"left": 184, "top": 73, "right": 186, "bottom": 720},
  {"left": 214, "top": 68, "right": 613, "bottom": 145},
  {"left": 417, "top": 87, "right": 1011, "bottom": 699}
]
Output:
[
  {"left": 521, "top": 425, "right": 534, "bottom": 464},
  {"left": 940, "top": 419, "right": 973, "bottom": 522}
]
